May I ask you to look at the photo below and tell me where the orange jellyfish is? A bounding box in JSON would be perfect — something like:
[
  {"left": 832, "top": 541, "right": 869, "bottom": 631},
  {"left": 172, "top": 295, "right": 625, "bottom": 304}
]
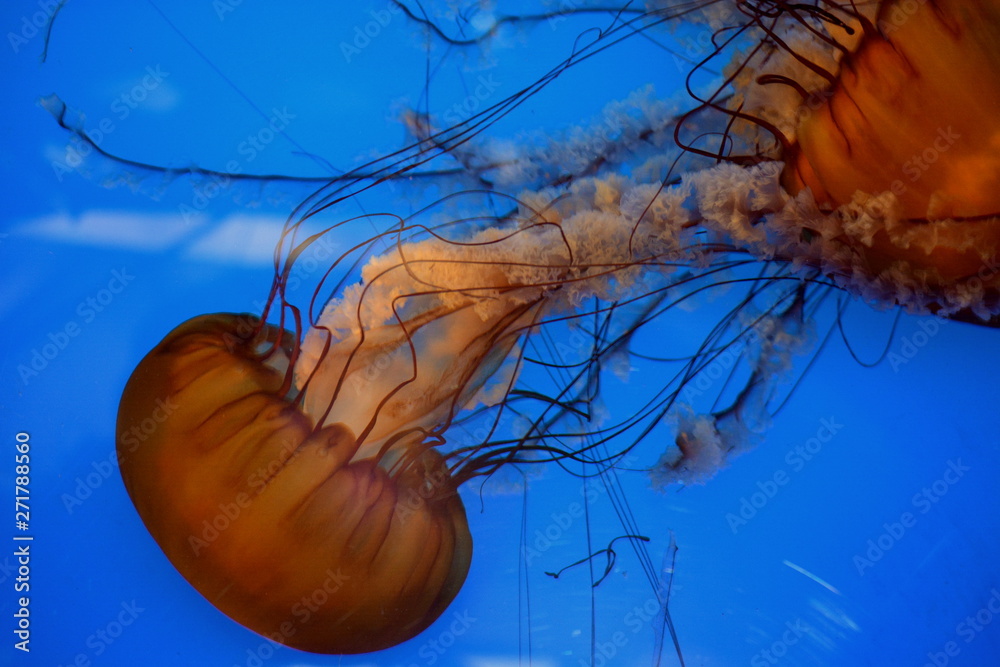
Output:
[
  {"left": 672, "top": 0, "right": 1000, "bottom": 325},
  {"left": 116, "top": 311, "right": 472, "bottom": 654},
  {"left": 782, "top": 0, "right": 1000, "bottom": 287},
  {"left": 115, "top": 205, "right": 694, "bottom": 653}
]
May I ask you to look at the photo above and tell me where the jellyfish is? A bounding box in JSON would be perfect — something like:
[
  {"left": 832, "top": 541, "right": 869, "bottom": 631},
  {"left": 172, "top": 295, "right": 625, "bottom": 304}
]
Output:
[
  {"left": 102, "top": 0, "right": 1000, "bottom": 659},
  {"left": 117, "top": 312, "right": 473, "bottom": 654},
  {"left": 114, "top": 177, "right": 702, "bottom": 653},
  {"left": 667, "top": 0, "right": 1000, "bottom": 324}
]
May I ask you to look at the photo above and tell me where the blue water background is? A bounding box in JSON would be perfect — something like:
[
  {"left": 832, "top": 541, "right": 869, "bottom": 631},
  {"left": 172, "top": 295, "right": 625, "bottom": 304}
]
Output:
[{"left": 2, "top": 2, "right": 1000, "bottom": 666}]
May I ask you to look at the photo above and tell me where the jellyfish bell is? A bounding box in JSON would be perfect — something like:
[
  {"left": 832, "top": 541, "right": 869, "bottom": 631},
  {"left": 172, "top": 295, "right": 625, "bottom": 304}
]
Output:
[{"left": 116, "top": 312, "right": 472, "bottom": 654}]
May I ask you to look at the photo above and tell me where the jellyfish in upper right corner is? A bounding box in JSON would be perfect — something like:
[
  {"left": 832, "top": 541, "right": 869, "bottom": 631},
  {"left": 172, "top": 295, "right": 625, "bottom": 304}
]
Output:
[
  {"left": 535, "top": 0, "right": 1000, "bottom": 485},
  {"left": 671, "top": 0, "right": 1000, "bottom": 327}
]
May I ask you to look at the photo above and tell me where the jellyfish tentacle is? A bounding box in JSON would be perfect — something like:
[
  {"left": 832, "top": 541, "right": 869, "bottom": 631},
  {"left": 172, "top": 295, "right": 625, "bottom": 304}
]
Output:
[{"left": 116, "top": 313, "right": 471, "bottom": 654}]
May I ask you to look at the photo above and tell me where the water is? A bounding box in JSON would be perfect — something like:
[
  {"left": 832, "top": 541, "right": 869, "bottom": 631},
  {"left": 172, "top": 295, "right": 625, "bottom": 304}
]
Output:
[{"left": 3, "top": 2, "right": 1000, "bottom": 665}]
